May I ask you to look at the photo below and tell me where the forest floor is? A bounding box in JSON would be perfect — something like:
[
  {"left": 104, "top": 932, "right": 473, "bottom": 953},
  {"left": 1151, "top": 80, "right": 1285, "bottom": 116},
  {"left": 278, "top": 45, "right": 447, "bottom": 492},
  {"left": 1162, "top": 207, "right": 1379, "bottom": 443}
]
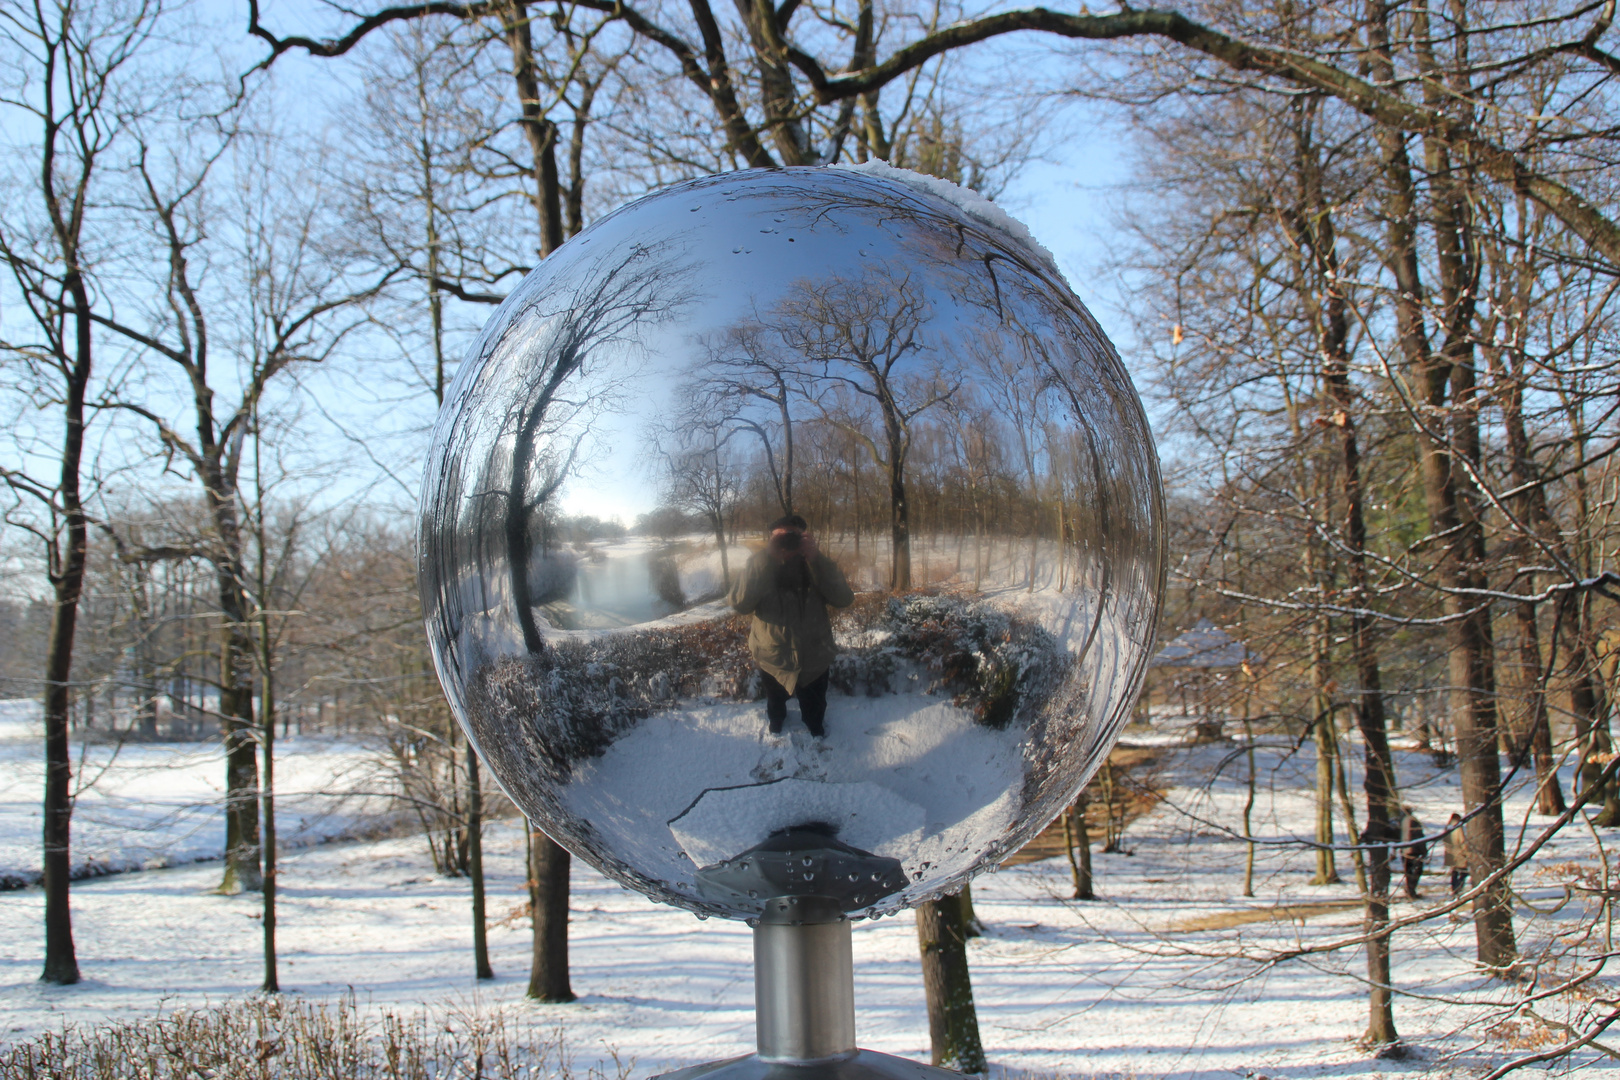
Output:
[{"left": 1, "top": 698, "right": 1616, "bottom": 1079}]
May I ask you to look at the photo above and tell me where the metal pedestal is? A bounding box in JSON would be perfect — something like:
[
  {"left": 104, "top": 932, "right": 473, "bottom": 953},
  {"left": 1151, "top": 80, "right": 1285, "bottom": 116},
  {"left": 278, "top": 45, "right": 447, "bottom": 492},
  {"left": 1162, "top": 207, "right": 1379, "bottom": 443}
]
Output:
[{"left": 651, "top": 904, "right": 967, "bottom": 1080}]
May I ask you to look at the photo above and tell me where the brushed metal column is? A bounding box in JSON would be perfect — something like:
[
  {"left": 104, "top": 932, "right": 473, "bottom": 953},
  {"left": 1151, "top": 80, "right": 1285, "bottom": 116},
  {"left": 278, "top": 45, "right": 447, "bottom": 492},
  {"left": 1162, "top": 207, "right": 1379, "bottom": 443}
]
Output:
[{"left": 754, "top": 917, "right": 856, "bottom": 1062}]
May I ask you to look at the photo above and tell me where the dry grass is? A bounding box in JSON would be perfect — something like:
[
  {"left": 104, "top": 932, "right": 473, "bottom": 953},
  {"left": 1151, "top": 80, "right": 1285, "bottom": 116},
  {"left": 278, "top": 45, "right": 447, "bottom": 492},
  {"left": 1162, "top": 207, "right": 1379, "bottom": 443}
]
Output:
[
  {"left": 1486, "top": 1017, "right": 1562, "bottom": 1050},
  {"left": 1167, "top": 899, "right": 1362, "bottom": 933},
  {"left": 1005, "top": 747, "right": 1165, "bottom": 867},
  {"left": 0, "top": 994, "right": 632, "bottom": 1080}
]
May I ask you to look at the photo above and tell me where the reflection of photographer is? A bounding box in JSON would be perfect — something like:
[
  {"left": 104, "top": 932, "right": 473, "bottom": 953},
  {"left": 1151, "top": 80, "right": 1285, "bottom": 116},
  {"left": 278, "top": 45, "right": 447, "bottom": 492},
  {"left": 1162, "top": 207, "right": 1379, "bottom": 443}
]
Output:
[{"left": 728, "top": 514, "right": 854, "bottom": 737}]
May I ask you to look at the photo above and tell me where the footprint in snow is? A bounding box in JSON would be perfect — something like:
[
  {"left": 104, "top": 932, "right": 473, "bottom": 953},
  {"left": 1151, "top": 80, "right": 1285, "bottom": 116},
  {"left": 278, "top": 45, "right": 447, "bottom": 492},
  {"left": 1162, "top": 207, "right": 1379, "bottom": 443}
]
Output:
[{"left": 750, "top": 755, "right": 787, "bottom": 782}]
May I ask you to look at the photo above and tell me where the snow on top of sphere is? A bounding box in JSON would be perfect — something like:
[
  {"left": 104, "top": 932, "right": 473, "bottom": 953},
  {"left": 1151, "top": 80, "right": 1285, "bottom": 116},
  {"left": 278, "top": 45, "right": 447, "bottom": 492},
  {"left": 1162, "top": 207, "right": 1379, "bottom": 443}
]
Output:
[{"left": 834, "top": 160, "right": 1062, "bottom": 277}]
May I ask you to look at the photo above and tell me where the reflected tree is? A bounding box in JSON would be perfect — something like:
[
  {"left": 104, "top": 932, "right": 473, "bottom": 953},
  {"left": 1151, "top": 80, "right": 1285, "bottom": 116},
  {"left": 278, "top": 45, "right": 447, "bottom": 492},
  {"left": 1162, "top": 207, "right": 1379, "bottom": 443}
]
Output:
[
  {"left": 772, "top": 265, "right": 955, "bottom": 591},
  {"left": 479, "top": 242, "right": 692, "bottom": 654},
  {"left": 429, "top": 240, "right": 691, "bottom": 1003},
  {"left": 653, "top": 397, "right": 743, "bottom": 591},
  {"left": 697, "top": 319, "right": 802, "bottom": 516}
]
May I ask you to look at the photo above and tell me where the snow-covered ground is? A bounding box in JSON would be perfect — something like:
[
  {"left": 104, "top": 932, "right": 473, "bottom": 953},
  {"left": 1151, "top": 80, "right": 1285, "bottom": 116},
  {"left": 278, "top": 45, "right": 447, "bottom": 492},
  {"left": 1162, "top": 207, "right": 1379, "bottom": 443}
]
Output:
[
  {"left": 0, "top": 700, "right": 396, "bottom": 888},
  {"left": 3, "top": 706, "right": 1613, "bottom": 1079},
  {"left": 567, "top": 695, "right": 1025, "bottom": 909}
]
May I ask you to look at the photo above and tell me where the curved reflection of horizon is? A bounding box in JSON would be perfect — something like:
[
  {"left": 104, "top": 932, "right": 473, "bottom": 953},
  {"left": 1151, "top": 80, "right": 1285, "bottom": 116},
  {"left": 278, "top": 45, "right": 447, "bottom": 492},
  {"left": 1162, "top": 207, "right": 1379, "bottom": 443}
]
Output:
[{"left": 419, "top": 166, "right": 1166, "bottom": 921}]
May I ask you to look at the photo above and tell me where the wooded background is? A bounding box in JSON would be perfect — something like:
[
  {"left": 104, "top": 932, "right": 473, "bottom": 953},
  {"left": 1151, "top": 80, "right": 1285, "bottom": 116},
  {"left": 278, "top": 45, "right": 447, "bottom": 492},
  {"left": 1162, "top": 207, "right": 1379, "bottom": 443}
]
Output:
[{"left": 2, "top": 0, "right": 1618, "bottom": 1070}]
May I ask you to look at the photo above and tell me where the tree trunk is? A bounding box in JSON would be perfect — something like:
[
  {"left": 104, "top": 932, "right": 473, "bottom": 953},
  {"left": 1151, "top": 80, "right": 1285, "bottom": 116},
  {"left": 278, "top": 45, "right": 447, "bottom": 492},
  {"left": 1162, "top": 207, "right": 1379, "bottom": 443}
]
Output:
[
  {"left": 1513, "top": 600, "right": 1566, "bottom": 816},
  {"left": 502, "top": 0, "right": 565, "bottom": 258},
  {"left": 1066, "top": 794, "right": 1094, "bottom": 900},
  {"left": 1361, "top": 823, "right": 1399, "bottom": 1051},
  {"left": 1424, "top": 3, "right": 1517, "bottom": 973},
  {"left": 261, "top": 666, "right": 278, "bottom": 993},
  {"left": 1242, "top": 715, "right": 1256, "bottom": 899},
  {"left": 889, "top": 455, "right": 911, "bottom": 592},
  {"left": 1308, "top": 702, "right": 1334, "bottom": 887},
  {"left": 210, "top": 482, "right": 262, "bottom": 896},
  {"left": 1570, "top": 604, "right": 1620, "bottom": 825},
  {"left": 528, "top": 828, "right": 574, "bottom": 1001},
  {"left": 957, "top": 883, "right": 982, "bottom": 938},
  {"left": 1492, "top": 275, "right": 1568, "bottom": 815},
  {"left": 1328, "top": 362, "right": 1401, "bottom": 1050},
  {"left": 1365, "top": 0, "right": 1514, "bottom": 970},
  {"left": 39, "top": 265, "right": 96, "bottom": 986},
  {"left": 468, "top": 743, "right": 493, "bottom": 980},
  {"left": 1295, "top": 145, "right": 1405, "bottom": 1041},
  {"left": 1333, "top": 733, "right": 1368, "bottom": 897},
  {"left": 253, "top": 407, "right": 279, "bottom": 993},
  {"left": 915, "top": 894, "right": 984, "bottom": 1073},
  {"left": 1309, "top": 624, "right": 1340, "bottom": 885},
  {"left": 42, "top": 578, "right": 82, "bottom": 988},
  {"left": 218, "top": 609, "right": 263, "bottom": 894}
]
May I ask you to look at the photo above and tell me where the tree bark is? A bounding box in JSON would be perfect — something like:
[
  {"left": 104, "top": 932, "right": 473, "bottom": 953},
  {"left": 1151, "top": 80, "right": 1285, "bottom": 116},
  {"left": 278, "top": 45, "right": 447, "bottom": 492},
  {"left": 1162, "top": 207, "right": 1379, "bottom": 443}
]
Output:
[
  {"left": 1065, "top": 794, "right": 1094, "bottom": 900},
  {"left": 214, "top": 522, "right": 263, "bottom": 895},
  {"left": 261, "top": 661, "right": 278, "bottom": 992},
  {"left": 1293, "top": 117, "right": 1403, "bottom": 1040},
  {"left": 528, "top": 827, "right": 574, "bottom": 1001},
  {"left": 254, "top": 410, "right": 279, "bottom": 993},
  {"left": 1242, "top": 715, "right": 1256, "bottom": 899},
  {"left": 1490, "top": 232, "right": 1568, "bottom": 816},
  {"left": 1309, "top": 619, "right": 1340, "bottom": 885},
  {"left": 494, "top": 21, "right": 578, "bottom": 977},
  {"left": 1569, "top": 597, "right": 1620, "bottom": 824},
  {"left": 1363, "top": 0, "right": 1515, "bottom": 972},
  {"left": 889, "top": 442, "right": 911, "bottom": 592},
  {"left": 40, "top": 273, "right": 92, "bottom": 985},
  {"left": 1512, "top": 599, "right": 1566, "bottom": 816},
  {"left": 502, "top": 0, "right": 565, "bottom": 257},
  {"left": 915, "top": 894, "right": 984, "bottom": 1073},
  {"left": 468, "top": 744, "right": 493, "bottom": 980},
  {"left": 1326, "top": 313, "right": 1401, "bottom": 1051},
  {"left": 956, "top": 882, "right": 982, "bottom": 938}
]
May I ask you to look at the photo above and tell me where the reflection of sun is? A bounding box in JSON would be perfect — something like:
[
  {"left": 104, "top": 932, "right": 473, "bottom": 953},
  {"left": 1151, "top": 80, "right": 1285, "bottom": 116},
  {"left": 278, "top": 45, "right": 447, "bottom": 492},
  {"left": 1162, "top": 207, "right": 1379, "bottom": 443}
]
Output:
[
  {"left": 555, "top": 487, "right": 647, "bottom": 527},
  {"left": 553, "top": 412, "right": 661, "bottom": 524}
]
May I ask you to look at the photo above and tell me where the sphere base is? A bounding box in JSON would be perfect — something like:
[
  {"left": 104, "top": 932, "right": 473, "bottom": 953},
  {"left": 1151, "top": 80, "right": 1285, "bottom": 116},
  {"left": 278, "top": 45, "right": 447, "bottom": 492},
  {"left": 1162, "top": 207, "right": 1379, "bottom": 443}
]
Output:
[
  {"left": 649, "top": 1049, "right": 969, "bottom": 1080},
  {"left": 649, "top": 911, "right": 971, "bottom": 1080}
]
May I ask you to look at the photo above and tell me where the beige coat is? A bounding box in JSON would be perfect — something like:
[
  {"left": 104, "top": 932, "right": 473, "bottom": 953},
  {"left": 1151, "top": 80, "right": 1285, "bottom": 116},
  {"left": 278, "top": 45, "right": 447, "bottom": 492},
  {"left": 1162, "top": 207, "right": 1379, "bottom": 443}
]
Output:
[
  {"left": 1443, "top": 816, "right": 1467, "bottom": 869},
  {"left": 728, "top": 549, "right": 854, "bottom": 693}
]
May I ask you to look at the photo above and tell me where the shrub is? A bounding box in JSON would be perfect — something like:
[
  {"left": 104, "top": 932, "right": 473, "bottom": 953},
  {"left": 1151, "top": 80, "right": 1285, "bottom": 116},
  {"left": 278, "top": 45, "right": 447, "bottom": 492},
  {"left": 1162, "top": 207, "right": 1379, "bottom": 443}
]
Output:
[
  {"left": 465, "top": 589, "right": 1067, "bottom": 782},
  {"left": 0, "top": 995, "right": 631, "bottom": 1080}
]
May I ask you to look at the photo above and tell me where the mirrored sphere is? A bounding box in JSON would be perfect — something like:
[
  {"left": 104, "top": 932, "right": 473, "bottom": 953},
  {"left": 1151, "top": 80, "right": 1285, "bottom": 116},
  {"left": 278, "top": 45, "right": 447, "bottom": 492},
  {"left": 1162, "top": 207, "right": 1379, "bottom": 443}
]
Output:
[{"left": 419, "top": 166, "right": 1165, "bottom": 921}]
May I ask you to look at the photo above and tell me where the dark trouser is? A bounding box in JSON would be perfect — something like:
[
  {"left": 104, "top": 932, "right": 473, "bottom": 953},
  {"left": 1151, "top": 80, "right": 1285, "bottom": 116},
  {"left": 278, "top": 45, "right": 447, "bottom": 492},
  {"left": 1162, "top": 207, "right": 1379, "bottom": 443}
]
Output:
[
  {"left": 1451, "top": 868, "right": 1468, "bottom": 895},
  {"left": 1403, "top": 855, "right": 1424, "bottom": 899},
  {"left": 763, "top": 670, "right": 829, "bottom": 737}
]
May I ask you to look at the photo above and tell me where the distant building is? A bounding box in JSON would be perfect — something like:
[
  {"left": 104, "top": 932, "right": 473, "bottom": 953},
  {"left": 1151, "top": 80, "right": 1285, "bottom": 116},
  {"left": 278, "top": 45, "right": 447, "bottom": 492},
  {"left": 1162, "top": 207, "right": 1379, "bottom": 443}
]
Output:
[{"left": 1149, "top": 620, "right": 1256, "bottom": 742}]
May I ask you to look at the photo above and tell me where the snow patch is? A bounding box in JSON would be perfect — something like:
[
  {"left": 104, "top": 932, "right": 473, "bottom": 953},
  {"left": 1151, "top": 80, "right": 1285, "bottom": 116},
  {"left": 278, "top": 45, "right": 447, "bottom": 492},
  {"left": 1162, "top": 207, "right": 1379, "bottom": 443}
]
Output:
[
  {"left": 834, "top": 161, "right": 1062, "bottom": 277},
  {"left": 560, "top": 692, "right": 1025, "bottom": 908},
  {"left": 0, "top": 715, "right": 395, "bottom": 886},
  {"left": 0, "top": 699, "right": 41, "bottom": 743},
  {"left": 668, "top": 777, "right": 925, "bottom": 868}
]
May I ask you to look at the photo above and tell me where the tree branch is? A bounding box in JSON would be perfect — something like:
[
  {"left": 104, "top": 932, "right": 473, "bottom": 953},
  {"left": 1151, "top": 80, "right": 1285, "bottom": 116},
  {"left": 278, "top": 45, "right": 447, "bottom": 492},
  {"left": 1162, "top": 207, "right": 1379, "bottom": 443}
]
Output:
[
  {"left": 246, "top": 0, "right": 497, "bottom": 68},
  {"left": 431, "top": 276, "right": 506, "bottom": 304},
  {"left": 789, "top": 5, "right": 1620, "bottom": 267}
]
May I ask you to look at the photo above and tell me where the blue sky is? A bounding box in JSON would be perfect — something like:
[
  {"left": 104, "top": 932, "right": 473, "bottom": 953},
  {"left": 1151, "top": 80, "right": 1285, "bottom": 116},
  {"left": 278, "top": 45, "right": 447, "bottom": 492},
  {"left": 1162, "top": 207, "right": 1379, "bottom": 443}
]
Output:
[{"left": 0, "top": 0, "right": 1154, "bottom": 573}]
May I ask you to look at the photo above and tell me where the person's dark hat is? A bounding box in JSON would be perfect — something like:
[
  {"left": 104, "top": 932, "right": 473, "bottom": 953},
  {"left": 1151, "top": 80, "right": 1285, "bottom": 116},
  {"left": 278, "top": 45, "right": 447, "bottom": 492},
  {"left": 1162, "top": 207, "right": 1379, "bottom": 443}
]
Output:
[{"left": 767, "top": 514, "right": 808, "bottom": 534}]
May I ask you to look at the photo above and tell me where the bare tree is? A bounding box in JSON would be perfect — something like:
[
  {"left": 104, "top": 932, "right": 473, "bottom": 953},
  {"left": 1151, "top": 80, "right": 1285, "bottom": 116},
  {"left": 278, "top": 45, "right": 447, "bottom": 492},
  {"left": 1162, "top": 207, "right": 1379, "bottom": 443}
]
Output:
[
  {"left": 654, "top": 404, "right": 742, "bottom": 590},
  {"left": 696, "top": 322, "right": 801, "bottom": 517},
  {"left": 771, "top": 265, "right": 954, "bottom": 590},
  {"left": 0, "top": 0, "right": 167, "bottom": 984},
  {"left": 93, "top": 124, "right": 396, "bottom": 894}
]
